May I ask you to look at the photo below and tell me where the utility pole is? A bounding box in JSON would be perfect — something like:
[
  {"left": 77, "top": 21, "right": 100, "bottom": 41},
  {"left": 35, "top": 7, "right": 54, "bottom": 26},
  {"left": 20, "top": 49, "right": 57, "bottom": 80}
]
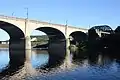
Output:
[
  {"left": 65, "top": 20, "right": 68, "bottom": 36},
  {"left": 24, "top": 8, "right": 31, "bottom": 49},
  {"left": 12, "top": 12, "right": 14, "bottom": 16},
  {"left": 25, "top": 8, "right": 28, "bottom": 35},
  {"left": 49, "top": 20, "right": 51, "bottom": 24},
  {"left": 65, "top": 20, "right": 69, "bottom": 50},
  {"left": 89, "top": 25, "right": 90, "bottom": 29},
  {"left": 26, "top": 8, "right": 28, "bottom": 19}
]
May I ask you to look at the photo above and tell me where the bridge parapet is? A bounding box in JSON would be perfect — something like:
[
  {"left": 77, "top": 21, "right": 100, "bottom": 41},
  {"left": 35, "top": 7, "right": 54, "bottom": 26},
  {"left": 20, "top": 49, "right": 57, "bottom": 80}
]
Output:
[
  {"left": 0, "top": 15, "right": 26, "bottom": 21},
  {"left": 0, "top": 15, "right": 88, "bottom": 32}
]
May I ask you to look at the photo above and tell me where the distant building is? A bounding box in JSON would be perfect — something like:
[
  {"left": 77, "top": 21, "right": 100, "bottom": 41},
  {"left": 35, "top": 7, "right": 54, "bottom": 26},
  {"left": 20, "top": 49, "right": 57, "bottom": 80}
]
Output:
[
  {"left": 31, "top": 38, "right": 37, "bottom": 41},
  {"left": 0, "top": 40, "right": 9, "bottom": 44}
]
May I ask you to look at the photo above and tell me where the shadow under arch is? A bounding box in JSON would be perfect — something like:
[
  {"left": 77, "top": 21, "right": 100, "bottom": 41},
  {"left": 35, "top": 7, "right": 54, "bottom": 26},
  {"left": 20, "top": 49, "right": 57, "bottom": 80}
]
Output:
[
  {"left": 0, "top": 21, "right": 24, "bottom": 39},
  {"left": 70, "top": 31, "right": 88, "bottom": 44},
  {"left": 115, "top": 26, "right": 120, "bottom": 33},
  {"left": 34, "top": 27, "right": 66, "bottom": 67},
  {"left": 69, "top": 31, "right": 88, "bottom": 59},
  {"left": 0, "top": 21, "right": 26, "bottom": 78},
  {"left": 0, "top": 21, "right": 25, "bottom": 49},
  {"left": 0, "top": 49, "right": 26, "bottom": 79},
  {"left": 98, "top": 26, "right": 120, "bottom": 54},
  {"left": 88, "top": 25, "right": 114, "bottom": 55}
]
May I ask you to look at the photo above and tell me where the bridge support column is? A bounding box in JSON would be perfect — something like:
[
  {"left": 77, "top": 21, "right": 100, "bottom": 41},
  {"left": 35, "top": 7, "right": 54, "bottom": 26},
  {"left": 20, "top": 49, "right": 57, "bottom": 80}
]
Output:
[
  {"left": 25, "top": 49, "right": 32, "bottom": 62},
  {"left": 24, "top": 49, "right": 36, "bottom": 75},
  {"left": 25, "top": 36, "right": 31, "bottom": 50},
  {"left": 66, "top": 37, "right": 70, "bottom": 57},
  {"left": 62, "top": 37, "right": 72, "bottom": 68}
]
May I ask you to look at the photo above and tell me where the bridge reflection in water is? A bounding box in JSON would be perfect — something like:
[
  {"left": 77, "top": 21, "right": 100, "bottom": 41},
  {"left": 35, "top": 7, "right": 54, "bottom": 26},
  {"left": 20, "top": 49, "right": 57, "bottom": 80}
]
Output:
[
  {"left": 0, "top": 40, "right": 72, "bottom": 80},
  {"left": 0, "top": 49, "right": 32, "bottom": 79},
  {"left": 1, "top": 47, "right": 120, "bottom": 80}
]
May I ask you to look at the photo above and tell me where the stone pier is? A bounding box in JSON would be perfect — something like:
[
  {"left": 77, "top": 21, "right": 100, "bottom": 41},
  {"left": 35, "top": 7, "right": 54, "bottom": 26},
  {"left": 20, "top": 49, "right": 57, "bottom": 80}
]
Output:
[{"left": 25, "top": 36, "right": 31, "bottom": 50}]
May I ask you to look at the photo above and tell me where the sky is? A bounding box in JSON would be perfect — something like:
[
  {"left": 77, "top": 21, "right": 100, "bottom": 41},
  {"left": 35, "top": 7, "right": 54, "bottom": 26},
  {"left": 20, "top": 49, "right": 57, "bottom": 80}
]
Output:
[{"left": 0, "top": 0, "right": 120, "bottom": 40}]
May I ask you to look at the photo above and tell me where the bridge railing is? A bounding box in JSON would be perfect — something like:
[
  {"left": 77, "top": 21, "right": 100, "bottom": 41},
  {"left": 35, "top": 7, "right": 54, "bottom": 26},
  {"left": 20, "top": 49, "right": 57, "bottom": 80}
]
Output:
[{"left": 0, "top": 15, "right": 88, "bottom": 31}]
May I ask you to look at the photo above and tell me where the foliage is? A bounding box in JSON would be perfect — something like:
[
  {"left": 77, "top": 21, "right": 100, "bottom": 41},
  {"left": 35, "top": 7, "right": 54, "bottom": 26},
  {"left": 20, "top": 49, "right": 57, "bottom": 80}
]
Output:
[{"left": 31, "top": 35, "right": 48, "bottom": 46}]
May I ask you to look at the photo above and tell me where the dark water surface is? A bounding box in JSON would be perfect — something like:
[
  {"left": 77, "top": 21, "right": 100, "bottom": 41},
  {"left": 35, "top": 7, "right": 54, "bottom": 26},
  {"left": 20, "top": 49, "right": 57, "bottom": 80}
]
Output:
[{"left": 0, "top": 48, "right": 120, "bottom": 80}]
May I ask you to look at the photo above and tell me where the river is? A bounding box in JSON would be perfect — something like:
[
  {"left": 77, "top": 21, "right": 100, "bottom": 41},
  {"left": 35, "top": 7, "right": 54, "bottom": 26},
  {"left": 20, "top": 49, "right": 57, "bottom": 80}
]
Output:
[{"left": 0, "top": 48, "right": 120, "bottom": 80}]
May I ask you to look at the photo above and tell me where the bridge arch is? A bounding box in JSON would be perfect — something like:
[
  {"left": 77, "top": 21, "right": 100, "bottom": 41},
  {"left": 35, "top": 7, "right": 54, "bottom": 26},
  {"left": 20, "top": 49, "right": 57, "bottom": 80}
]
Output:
[
  {"left": 0, "top": 20, "right": 25, "bottom": 50},
  {"left": 69, "top": 31, "right": 88, "bottom": 44},
  {"left": 31, "top": 26, "right": 66, "bottom": 67},
  {"left": 0, "top": 21, "right": 25, "bottom": 39},
  {"left": 36, "top": 27, "right": 65, "bottom": 41},
  {"left": 0, "top": 20, "right": 26, "bottom": 70},
  {"left": 69, "top": 31, "right": 88, "bottom": 56},
  {"left": 115, "top": 26, "right": 120, "bottom": 33}
]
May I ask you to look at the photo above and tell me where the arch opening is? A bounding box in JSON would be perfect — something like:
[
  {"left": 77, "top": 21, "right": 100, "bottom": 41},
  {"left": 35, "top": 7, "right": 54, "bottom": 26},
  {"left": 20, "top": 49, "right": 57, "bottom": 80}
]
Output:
[
  {"left": 0, "top": 21, "right": 25, "bottom": 50},
  {"left": 31, "top": 30, "right": 49, "bottom": 49},
  {"left": 30, "top": 27, "right": 66, "bottom": 68},
  {"left": 0, "top": 29, "right": 9, "bottom": 72},
  {"left": 36, "top": 27, "right": 65, "bottom": 42},
  {"left": 88, "top": 25, "right": 114, "bottom": 54},
  {"left": 70, "top": 31, "right": 88, "bottom": 45},
  {"left": 115, "top": 26, "right": 120, "bottom": 33},
  {"left": 0, "top": 21, "right": 26, "bottom": 75},
  {"left": 100, "top": 26, "right": 120, "bottom": 54},
  {"left": 30, "top": 30, "right": 49, "bottom": 68},
  {"left": 69, "top": 31, "right": 88, "bottom": 59},
  {"left": 0, "top": 21, "right": 25, "bottom": 39}
]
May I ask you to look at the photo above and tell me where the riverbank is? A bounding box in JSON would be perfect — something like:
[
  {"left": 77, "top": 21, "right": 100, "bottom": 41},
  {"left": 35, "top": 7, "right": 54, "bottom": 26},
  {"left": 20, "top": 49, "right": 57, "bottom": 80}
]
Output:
[{"left": 0, "top": 44, "right": 9, "bottom": 48}]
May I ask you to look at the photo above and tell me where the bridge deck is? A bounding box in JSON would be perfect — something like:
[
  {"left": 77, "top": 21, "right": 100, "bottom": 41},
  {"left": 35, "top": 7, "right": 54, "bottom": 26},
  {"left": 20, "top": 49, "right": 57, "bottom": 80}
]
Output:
[{"left": 0, "top": 15, "right": 88, "bottom": 31}]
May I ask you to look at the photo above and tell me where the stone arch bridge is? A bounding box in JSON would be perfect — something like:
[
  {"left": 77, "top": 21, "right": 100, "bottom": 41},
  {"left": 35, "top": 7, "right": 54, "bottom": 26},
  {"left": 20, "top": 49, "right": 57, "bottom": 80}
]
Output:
[
  {"left": 0, "top": 15, "right": 89, "bottom": 67},
  {"left": 0, "top": 15, "right": 88, "bottom": 50}
]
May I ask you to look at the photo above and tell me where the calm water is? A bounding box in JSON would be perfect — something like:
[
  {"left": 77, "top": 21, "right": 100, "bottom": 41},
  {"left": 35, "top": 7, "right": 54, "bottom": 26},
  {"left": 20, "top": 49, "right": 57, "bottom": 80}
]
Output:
[{"left": 0, "top": 48, "right": 120, "bottom": 80}]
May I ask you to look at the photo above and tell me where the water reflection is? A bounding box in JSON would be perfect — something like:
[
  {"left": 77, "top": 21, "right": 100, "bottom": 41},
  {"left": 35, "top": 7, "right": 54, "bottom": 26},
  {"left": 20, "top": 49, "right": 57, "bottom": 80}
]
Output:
[
  {"left": 0, "top": 47, "right": 67, "bottom": 79},
  {"left": 31, "top": 50, "right": 49, "bottom": 68},
  {"left": 1, "top": 46, "right": 120, "bottom": 79},
  {"left": 0, "top": 49, "right": 37, "bottom": 79},
  {"left": 48, "top": 41, "right": 66, "bottom": 68},
  {"left": 0, "top": 48, "right": 9, "bottom": 71},
  {"left": 0, "top": 48, "right": 25, "bottom": 79},
  {"left": 61, "top": 48, "right": 73, "bottom": 69},
  {"left": 27, "top": 51, "right": 120, "bottom": 80}
]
